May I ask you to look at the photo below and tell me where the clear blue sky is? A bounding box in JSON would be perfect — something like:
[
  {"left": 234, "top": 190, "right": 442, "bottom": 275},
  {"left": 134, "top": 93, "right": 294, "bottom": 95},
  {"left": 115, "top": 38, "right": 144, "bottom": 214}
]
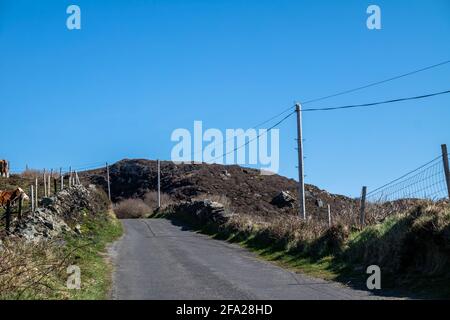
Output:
[{"left": 1, "top": 0, "right": 449, "bottom": 197}]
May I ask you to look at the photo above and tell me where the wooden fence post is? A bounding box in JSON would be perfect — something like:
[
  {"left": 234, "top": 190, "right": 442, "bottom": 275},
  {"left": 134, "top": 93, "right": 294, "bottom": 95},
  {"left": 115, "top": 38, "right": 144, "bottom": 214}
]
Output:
[
  {"left": 31, "top": 185, "right": 35, "bottom": 212},
  {"left": 359, "top": 186, "right": 367, "bottom": 226},
  {"left": 48, "top": 175, "right": 51, "bottom": 196},
  {"left": 69, "top": 167, "right": 72, "bottom": 188},
  {"left": 35, "top": 178, "right": 39, "bottom": 206},
  {"left": 18, "top": 197, "right": 23, "bottom": 220},
  {"left": 327, "top": 204, "right": 332, "bottom": 227},
  {"left": 106, "top": 162, "right": 111, "bottom": 202},
  {"left": 60, "top": 167, "right": 64, "bottom": 191},
  {"left": 43, "top": 169, "right": 47, "bottom": 197},
  {"left": 54, "top": 178, "right": 57, "bottom": 194},
  {"left": 5, "top": 202, "right": 11, "bottom": 232}
]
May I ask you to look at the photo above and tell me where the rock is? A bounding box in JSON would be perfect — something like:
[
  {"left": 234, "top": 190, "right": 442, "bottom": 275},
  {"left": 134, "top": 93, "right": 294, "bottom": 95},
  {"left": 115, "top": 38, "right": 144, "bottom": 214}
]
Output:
[
  {"left": 170, "top": 199, "right": 233, "bottom": 225},
  {"left": 222, "top": 170, "right": 231, "bottom": 177},
  {"left": 74, "top": 224, "right": 82, "bottom": 235},
  {"left": 316, "top": 199, "right": 324, "bottom": 208},
  {"left": 271, "top": 191, "right": 296, "bottom": 208}
]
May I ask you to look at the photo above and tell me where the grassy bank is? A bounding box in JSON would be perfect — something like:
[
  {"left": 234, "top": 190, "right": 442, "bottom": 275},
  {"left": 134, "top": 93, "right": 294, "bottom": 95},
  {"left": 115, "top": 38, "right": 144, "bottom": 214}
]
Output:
[
  {"left": 0, "top": 211, "right": 123, "bottom": 300},
  {"left": 157, "top": 201, "right": 450, "bottom": 299}
]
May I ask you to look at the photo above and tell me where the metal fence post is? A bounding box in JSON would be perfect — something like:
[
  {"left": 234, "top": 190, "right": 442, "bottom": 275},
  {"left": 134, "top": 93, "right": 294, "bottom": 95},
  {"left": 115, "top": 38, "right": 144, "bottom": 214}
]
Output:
[{"left": 441, "top": 144, "right": 450, "bottom": 199}]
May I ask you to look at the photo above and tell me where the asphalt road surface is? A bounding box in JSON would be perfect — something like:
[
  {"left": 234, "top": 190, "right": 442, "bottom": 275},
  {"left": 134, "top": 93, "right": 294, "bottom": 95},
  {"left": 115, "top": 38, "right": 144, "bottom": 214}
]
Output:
[{"left": 110, "top": 219, "right": 388, "bottom": 300}]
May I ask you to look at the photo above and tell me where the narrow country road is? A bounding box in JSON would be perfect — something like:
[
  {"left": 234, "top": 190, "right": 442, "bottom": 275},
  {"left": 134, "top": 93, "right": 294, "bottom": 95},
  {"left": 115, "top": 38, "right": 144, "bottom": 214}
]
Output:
[{"left": 110, "top": 219, "right": 385, "bottom": 300}]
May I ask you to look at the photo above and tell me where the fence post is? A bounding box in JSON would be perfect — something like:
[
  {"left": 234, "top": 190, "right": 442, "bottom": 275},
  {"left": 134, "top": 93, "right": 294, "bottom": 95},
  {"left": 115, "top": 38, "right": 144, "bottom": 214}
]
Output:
[
  {"left": 5, "top": 202, "right": 11, "bottom": 232},
  {"left": 106, "top": 162, "right": 111, "bottom": 202},
  {"left": 359, "top": 186, "right": 367, "bottom": 226},
  {"left": 49, "top": 169, "right": 53, "bottom": 195},
  {"left": 43, "top": 169, "right": 47, "bottom": 197},
  {"left": 157, "top": 160, "right": 161, "bottom": 209},
  {"left": 35, "top": 177, "right": 39, "bottom": 206},
  {"left": 30, "top": 185, "right": 35, "bottom": 212},
  {"left": 54, "top": 178, "right": 57, "bottom": 194},
  {"left": 441, "top": 144, "right": 450, "bottom": 199},
  {"left": 327, "top": 204, "right": 332, "bottom": 227},
  {"left": 60, "top": 167, "right": 64, "bottom": 191},
  {"left": 18, "top": 196, "right": 23, "bottom": 220}
]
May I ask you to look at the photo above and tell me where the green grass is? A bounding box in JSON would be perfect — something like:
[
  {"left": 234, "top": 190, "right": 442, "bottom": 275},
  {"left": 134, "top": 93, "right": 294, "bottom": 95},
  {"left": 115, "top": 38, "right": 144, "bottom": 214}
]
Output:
[{"left": 63, "top": 211, "right": 123, "bottom": 300}]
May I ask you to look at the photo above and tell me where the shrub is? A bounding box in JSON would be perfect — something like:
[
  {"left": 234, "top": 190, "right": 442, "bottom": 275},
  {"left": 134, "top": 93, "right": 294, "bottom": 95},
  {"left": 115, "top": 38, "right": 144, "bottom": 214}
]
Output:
[
  {"left": 143, "top": 191, "right": 173, "bottom": 210},
  {"left": 113, "top": 198, "right": 151, "bottom": 219}
]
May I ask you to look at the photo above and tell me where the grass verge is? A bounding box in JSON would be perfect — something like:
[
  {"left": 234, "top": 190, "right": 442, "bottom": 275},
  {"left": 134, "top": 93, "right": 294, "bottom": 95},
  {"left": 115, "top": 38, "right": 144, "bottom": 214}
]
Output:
[{"left": 0, "top": 211, "right": 123, "bottom": 300}]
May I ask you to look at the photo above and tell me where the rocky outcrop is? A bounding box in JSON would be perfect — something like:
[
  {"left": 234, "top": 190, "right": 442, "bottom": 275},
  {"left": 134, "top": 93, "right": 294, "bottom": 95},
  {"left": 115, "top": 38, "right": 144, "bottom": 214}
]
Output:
[{"left": 169, "top": 200, "right": 234, "bottom": 225}]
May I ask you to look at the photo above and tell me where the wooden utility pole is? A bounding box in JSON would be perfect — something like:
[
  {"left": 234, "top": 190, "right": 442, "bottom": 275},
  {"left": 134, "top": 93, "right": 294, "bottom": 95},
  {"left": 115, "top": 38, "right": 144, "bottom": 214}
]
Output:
[
  {"left": 106, "top": 162, "right": 111, "bottom": 202},
  {"left": 157, "top": 160, "right": 161, "bottom": 208},
  {"left": 360, "top": 186, "right": 367, "bottom": 226},
  {"left": 441, "top": 144, "right": 450, "bottom": 199},
  {"left": 295, "top": 103, "right": 306, "bottom": 220}
]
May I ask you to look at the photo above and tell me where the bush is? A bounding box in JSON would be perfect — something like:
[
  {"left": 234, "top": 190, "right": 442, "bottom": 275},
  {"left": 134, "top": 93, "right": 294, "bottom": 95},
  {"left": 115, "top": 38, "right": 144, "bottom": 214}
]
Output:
[
  {"left": 143, "top": 191, "right": 173, "bottom": 211},
  {"left": 114, "top": 199, "right": 151, "bottom": 219}
]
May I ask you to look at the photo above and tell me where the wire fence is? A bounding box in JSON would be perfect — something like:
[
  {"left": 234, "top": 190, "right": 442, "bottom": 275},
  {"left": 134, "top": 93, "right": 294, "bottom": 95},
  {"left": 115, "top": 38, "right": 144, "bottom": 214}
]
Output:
[
  {"left": 366, "top": 155, "right": 449, "bottom": 203},
  {"left": 356, "top": 151, "right": 450, "bottom": 225}
]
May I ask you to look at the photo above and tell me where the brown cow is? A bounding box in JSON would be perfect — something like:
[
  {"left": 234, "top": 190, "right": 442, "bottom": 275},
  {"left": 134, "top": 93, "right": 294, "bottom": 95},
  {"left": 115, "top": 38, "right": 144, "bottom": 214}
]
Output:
[
  {"left": 0, "top": 187, "right": 29, "bottom": 208},
  {"left": 0, "top": 160, "right": 9, "bottom": 178}
]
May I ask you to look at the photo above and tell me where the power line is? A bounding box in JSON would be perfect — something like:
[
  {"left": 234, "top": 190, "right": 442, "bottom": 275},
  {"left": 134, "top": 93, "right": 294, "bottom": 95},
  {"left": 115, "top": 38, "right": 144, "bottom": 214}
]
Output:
[
  {"left": 210, "top": 110, "right": 296, "bottom": 162},
  {"left": 187, "top": 60, "right": 450, "bottom": 159},
  {"left": 302, "top": 89, "right": 450, "bottom": 112},
  {"left": 301, "top": 60, "right": 450, "bottom": 105},
  {"left": 251, "top": 59, "right": 450, "bottom": 124}
]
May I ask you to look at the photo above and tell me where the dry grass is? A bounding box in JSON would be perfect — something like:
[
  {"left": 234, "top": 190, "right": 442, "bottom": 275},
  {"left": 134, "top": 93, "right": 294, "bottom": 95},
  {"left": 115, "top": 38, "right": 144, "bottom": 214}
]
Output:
[
  {"left": 0, "top": 239, "right": 70, "bottom": 299},
  {"left": 143, "top": 191, "right": 174, "bottom": 211},
  {"left": 113, "top": 198, "right": 151, "bottom": 219}
]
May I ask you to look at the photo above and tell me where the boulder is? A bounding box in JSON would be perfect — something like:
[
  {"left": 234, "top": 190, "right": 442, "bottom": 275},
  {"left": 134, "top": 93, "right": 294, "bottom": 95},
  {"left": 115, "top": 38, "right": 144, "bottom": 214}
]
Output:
[
  {"left": 271, "top": 191, "right": 296, "bottom": 208},
  {"left": 171, "top": 200, "right": 233, "bottom": 225}
]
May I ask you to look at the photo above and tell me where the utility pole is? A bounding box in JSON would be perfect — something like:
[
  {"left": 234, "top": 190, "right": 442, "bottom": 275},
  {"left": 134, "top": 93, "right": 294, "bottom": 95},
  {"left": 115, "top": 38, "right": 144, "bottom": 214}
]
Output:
[
  {"left": 295, "top": 103, "right": 306, "bottom": 220},
  {"left": 442, "top": 144, "right": 450, "bottom": 199},
  {"left": 106, "top": 162, "right": 111, "bottom": 202},
  {"left": 157, "top": 159, "right": 161, "bottom": 208}
]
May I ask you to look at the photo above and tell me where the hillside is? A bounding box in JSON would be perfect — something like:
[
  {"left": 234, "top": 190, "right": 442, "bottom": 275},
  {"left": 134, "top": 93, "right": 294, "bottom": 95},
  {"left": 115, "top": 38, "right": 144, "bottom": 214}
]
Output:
[{"left": 82, "top": 159, "right": 358, "bottom": 220}]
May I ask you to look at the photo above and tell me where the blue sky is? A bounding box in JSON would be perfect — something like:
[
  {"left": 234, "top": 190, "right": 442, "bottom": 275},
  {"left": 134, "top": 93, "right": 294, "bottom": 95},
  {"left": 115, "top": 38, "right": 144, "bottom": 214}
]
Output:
[{"left": 0, "top": 0, "right": 449, "bottom": 197}]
